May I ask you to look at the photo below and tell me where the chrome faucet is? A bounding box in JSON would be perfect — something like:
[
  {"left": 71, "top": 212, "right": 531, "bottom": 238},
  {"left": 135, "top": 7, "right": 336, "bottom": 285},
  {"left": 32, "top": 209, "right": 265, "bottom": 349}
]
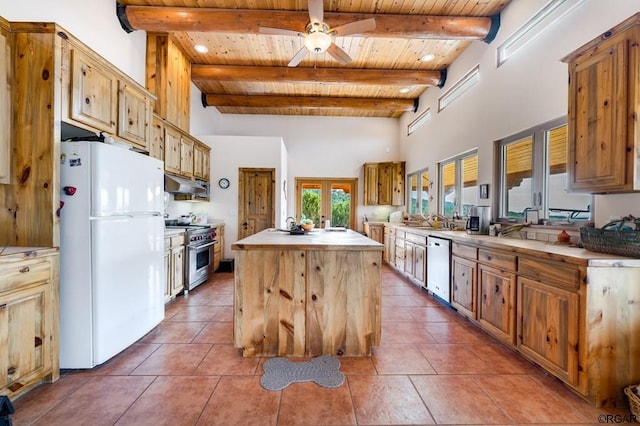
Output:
[{"left": 285, "top": 216, "right": 296, "bottom": 230}]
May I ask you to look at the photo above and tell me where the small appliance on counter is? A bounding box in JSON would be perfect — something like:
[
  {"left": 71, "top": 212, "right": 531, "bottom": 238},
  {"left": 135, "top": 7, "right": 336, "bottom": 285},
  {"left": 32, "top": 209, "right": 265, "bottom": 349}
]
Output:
[{"left": 466, "top": 206, "right": 491, "bottom": 235}]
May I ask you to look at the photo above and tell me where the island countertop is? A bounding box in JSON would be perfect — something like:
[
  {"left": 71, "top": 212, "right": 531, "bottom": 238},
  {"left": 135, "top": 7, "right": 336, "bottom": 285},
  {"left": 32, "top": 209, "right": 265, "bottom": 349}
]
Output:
[{"left": 232, "top": 228, "right": 384, "bottom": 251}]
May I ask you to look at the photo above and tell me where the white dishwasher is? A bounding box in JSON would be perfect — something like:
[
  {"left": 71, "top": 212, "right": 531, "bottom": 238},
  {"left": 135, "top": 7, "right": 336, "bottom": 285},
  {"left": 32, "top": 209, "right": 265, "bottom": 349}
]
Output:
[{"left": 427, "top": 236, "right": 451, "bottom": 303}]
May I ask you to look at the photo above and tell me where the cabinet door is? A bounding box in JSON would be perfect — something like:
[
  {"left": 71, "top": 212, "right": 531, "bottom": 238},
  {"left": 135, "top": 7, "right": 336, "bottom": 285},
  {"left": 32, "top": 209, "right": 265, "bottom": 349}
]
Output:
[
  {"left": 180, "top": 136, "right": 194, "bottom": 178},
  {"left": 452, "top": 255, "right": 477, "bottom": 319},
  {"left": 70, "top": 49, "right": 118, "bottom": 134},
  {"left": 149, "top": 115, "right": 165, "bottom": 161},
  {"left": 0, "top": 285, "right": 51, "bottom": 392},
  {"left": 118, "top": 81, "right": 151, "bottom": 151},
  {"left": 517, "top": 276, "right": 579, "bottom": 385},
  {"left": 370, "top": 225, "right": 384, "bottom": 244},
  {"left": 0, "top": 30, "right": 9, "bottom": 184},
  {"left": 478, "top": 264, "right": 516, "bottom": 345},
  {"left": 567, "top": 34, "right": 632, "bottom": 192},
  {"left": 164, "top": 125, "right": 182, "bottom": 175},
  {"left": 391, "top": 162, "right": 405, "bottom": 206},
  {"left": 193, "top": 143, "right": 210, "bottom": 180},
  {"left": 170, "top": 246, "right": 184, "bottom": 298},
  {"left": 377, "top": 163, "right": 393, "bottom": 205},
  {"left": 163, "top": 247, "right": 171, "bottom": 303},
  {"left": 363, "top": 164, "right": 378, "bottom": 205},
  {"left": 413, "top": 244, "right": 426, "bottom": 285},
  {"left": 404, "top": 241, "right": 414, "bottom": 278}
]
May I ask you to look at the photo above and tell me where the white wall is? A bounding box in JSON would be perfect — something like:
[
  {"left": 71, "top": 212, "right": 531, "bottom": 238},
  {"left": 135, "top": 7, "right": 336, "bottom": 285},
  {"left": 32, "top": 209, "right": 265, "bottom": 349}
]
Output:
[
  {"left": 172, "top": 135, "right": 286, "bottom": 259},
  {"left": 0, "top": 0, "right": 147, "bottom": 84},
  {"left": 398, "top": 0, "right": 640, "bottom": 226}
]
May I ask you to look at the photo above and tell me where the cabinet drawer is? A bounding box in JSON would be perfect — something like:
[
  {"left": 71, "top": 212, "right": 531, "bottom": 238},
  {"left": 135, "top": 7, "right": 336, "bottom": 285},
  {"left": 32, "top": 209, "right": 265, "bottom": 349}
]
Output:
[
  {"left": 478, "top": 249, "right": 516, "bottom": 271},
  {"left": 395, "top": 239, "right": 404, "bottom": 249},
  {"left": 518, "top": 257, "right": 581, "bottom": 291},
  {"left": 395, "top": 231, "right": 405, "bottom": 240},
  {"left": 452, "top": 243, "right": 477, "bottom": 260},
  {"left": 405, "top": 232, "right": 427, "bottom": 245},
  {"left": 0, "top": 259, "right": 51, "bottom": 294}
]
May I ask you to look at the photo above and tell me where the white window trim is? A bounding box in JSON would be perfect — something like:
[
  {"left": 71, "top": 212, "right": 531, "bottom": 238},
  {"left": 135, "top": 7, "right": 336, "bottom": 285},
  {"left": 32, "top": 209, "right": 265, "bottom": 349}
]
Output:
[
  {"left": 438, "top": 65, "right": 480, "bottom": 112},
  {"left": 408, "top": 108, "right": 431, "bottom": 135}
]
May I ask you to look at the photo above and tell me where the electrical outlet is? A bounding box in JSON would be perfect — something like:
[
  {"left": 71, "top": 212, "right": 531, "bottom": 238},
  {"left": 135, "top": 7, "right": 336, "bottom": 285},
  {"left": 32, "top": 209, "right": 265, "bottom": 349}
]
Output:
[{"left": 526, "top": 232, "right": 536, "bottom": 240}]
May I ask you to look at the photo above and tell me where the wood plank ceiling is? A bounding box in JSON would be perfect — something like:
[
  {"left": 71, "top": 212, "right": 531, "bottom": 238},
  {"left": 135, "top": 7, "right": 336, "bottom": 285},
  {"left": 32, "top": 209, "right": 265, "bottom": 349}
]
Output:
[{"left": 116, "top": 0, "right": 511, "bottom": 118}]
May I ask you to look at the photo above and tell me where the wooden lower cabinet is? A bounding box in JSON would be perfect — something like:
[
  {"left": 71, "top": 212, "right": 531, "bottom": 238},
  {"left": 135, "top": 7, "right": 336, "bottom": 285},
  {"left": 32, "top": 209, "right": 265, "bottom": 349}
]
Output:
[
  {"left": 363, "top": 222, "right": 384, "bottom": 244},
  {"left": 517, "top": 276, "right": 579, "bottom": 385},
  {"left": 212, "top": 225, "right": 224, "bottom": 272},
  {"left": 383, "top": 225, "right": 395, "bottom": 264},
  {"left": 451, "top": 255, "right": 477, "bottom": 319},
  {"left": 164, "top": 233, "right": 185, "bottom": 302},
  {"left": 478, "top": 263, "right": 517, "bottom": 345},
  {"left": 0, "top": 250, "right": 59, "bottom": 399}
]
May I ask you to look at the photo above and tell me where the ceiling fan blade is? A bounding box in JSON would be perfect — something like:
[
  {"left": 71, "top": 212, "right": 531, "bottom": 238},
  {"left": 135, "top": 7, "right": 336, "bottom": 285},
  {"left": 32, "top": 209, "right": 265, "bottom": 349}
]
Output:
[
  {"left": 326, "top": 43, "right": 352, "bottom": 65},
  {"left": 259, "top": 27, "right": 304, "bottom": 38},
  {"left": 308, "top": 0, "right": 324, "bottom": 23},
  {"left": 288, "top": 47, "right": 309, "bottom": 67},
  {"left": 330, "top": 18, "right": 376, "bottom": 37}
]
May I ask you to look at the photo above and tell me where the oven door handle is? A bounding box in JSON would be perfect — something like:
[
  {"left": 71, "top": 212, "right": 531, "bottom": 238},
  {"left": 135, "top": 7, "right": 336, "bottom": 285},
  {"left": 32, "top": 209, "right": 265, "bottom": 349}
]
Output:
[{"left": 188, "top": 241, "right": 217, "bottom": 250}]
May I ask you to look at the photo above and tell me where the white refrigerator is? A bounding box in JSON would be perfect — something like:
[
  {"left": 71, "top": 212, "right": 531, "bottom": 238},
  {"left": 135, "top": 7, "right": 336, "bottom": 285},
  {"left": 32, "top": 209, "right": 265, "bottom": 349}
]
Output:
[{"left": 59, "top": 141, "right": 165, "bottom": 368}]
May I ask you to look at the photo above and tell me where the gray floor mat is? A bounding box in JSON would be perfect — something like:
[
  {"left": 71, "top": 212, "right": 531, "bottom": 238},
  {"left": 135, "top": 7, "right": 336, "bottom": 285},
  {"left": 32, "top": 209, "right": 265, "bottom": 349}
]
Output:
[{"left": 260, "top": 355, "right": 345, "bottom": 391}]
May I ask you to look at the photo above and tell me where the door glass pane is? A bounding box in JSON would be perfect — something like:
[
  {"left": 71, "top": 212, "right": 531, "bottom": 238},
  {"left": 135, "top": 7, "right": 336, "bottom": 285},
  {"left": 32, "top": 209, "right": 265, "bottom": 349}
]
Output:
[
  {"left": 503, "top": 136, "right": 533, "bottom": 218},
  {"left": 420, "top": 171, "right": 430, "bottom": 214},
  {"left": 461, "top": 154, "right": 478, "bottom": 216},
  {"left": 545, "top": 125, "right": 591, "bottom": 221},
  {"left": 409, "top": 175, "right": 418, "bottom": 214},
  {"left": 331, "top": 183, "right": 352, "bottom": 228},
  {"left": 301, "top": 183, "right": 321, "bottom": 227},
  {"left": 441, "top": 162, "right": 456, "bottom": 216}
]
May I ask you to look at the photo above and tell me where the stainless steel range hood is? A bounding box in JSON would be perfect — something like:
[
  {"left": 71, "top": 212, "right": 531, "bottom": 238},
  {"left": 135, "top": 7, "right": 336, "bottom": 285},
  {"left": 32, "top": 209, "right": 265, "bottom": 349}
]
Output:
[{"left": 164, "top": 174, "right": 206, "bottom": 194}]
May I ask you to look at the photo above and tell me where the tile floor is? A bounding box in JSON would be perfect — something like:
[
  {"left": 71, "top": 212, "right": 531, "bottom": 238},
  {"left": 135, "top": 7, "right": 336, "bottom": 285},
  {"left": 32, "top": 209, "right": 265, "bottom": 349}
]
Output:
[{"left": 12, "top": 265, "right": 634, "bottom": 425}]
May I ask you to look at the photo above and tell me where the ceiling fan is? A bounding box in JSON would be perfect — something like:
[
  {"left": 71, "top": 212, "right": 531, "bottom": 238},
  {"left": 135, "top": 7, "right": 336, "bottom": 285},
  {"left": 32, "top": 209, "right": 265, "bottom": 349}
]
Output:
[{"left": 259, "top": 0, "right": 376, "bottom": 67}]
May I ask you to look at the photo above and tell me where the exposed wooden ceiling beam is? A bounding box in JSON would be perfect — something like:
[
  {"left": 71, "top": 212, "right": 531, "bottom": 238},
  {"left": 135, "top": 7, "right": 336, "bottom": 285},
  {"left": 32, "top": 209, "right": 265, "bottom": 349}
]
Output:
[
  {"left": 201, "top": 93, "right": 418, "bottom": 112},
  {"left": 192, "top": 65, "right": 446, "bottom": 87},
  {"left": 117, "top": 5, "right": 500, "bottom": 42}
]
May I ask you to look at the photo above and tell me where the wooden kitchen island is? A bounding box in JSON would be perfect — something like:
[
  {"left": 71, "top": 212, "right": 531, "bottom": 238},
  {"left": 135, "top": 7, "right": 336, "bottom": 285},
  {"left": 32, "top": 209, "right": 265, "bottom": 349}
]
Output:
[{"left": 232, "top": 228, "right": 383, "bottom": 357}]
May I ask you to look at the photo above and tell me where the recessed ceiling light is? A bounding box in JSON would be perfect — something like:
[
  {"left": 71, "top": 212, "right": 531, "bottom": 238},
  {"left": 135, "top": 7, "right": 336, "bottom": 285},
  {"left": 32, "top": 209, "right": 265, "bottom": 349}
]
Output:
[
  {"left": 194, "top": 44, "right": 209, "bottom": 54},
  {"left": 399, "top": 87, "right": 411, "bottom": 94},
  {"left": 421, "top": 53, "right": 435, "bottom": 62}
]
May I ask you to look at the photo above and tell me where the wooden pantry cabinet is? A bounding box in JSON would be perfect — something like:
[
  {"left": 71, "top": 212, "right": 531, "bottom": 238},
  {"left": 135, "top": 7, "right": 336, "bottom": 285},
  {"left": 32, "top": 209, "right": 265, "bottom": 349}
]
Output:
[
  {"left": 363, "top": 161, "right": 405, "bottom": 206},
  {"left": 563, "top": 13, "right": 640, "bottom": 193},
  {"left": 0, "top": 249, "right": 59, "bottom": 399}
]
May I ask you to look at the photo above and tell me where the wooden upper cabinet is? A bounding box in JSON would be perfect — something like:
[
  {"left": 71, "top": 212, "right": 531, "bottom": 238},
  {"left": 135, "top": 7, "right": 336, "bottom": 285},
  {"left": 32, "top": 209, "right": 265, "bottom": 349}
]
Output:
[
  {"left": 193, "top": 142, "right": 210, "bottom": 180},
  {"left": 563, "top": 14, "right": 640, "bottom": 193},
  {"left": 118, "top": 81, "right": 152, "bottom": 151},
  {"left": 164, "top": 123, "right": 182, "bottom": 175},
  {"left": 0, "top": 26, "right": 10, "bottom": 185},
  {"left": 149, "top": 114, "right": 165, "bottom": 161},
  {"left": 363, "top": 161, "right": 405, "bottom": 206},
  {"left": 180, "top": 135, "right": 194, "bottom": 178},
  {"left": 69, "top": 48, "right": 118, "bottom": 135}
]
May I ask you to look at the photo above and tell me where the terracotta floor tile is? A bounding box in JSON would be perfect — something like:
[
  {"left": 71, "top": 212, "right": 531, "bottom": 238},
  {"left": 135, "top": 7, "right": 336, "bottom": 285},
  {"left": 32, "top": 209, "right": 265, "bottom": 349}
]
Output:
[
  {"left": 338, "top": 357, "right": 377, "bottom": 375},
  {"left": 415, "top": 343, "right": 494, "bottom": 374},
  {"left": 130, "top": 343, "right": 212, "bottom": 375},
  {"left": 140, "top": 321, "right": 207, "bottom": 343},
  {"left": 381, "top": 295, "right": 424, "bottom": 307},
  {"left": 197, "top": 376, "right": 280, "bottom": 426},
  {"left": 90, "top": 342, "right": 161, "bottom": 376},
  {"left": 12, "top": 375, "right": 94, "bottom": 425},
  {"left": 473, "top": 374, "right": 590, "bottom": 424},
  {"left": 467, "top": 343, "right": 539, "bottom": 374},
  {"left": 411, "top": 375, "right": 513, "bottom": 424},
  {"left": 167, "top": 306, "right": 222, "bottom": 322},
  {"left": 372, "top": 344, "right": 436, "bottom": 375},
  {"left": 381, "top": 306, "right": 416, "bottom": 322},
  {"left": 382, "top": 286, "right": 423, "bottom": 296},
  {"left": 32, "top": 376, "right": 155, "bottom": 426},
  {"left": 116, "top": 376, "right": 220, "bottom": 426},
  {"left": 278, "top": 381, "right": 356, "bottom": 425},
  {"left": 170, "top": 290, "right": 214, "bottom": 306},
  {"left": 195, "top": 344, "right": 261, "bottom": 376},
  {"left": 191, "top": 321, "right": 234, "bottom": 344},
  {"left": 425, "top": 322, "right": 482, "bottom": 344},
  {"left": 348, "top": 375, "right": 435, "bottom": 425},
  {"left": 213, "top": 306, "right": 234, "bottom": 321},
  {"left": 381, "top": 322, "right": 437, "bottom": 344},
  {"left": 208, "top": 293, "right": 234, "bottom": 306},
  {"left": 407, "top": 306, "right": 461, "bottom": 323}
]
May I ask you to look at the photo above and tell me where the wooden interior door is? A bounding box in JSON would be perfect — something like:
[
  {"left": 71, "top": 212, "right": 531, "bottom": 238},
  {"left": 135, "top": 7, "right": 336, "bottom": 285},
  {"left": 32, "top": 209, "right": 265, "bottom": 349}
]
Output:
[{"left": 238, "top": 168, "right": 275, "bottom": 239}]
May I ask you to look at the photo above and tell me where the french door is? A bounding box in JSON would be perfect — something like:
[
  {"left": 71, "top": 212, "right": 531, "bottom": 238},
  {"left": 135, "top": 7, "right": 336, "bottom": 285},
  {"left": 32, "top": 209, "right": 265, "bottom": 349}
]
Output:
[{"left": 294, "top": 178, "right": 358, "bottom": 230}]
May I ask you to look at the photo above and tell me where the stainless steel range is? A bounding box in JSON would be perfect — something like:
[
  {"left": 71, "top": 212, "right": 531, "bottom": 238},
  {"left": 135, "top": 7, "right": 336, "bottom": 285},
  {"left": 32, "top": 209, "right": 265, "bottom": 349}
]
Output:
[{"left": 166, "top": 224, "right": 218, "bottom": 292}]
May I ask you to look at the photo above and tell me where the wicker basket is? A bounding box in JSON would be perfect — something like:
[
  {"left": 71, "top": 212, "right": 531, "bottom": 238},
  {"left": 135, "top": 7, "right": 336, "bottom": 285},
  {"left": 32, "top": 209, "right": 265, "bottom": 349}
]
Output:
[
  {"left": 624, "top": 385, "right": 640, "bottom": 421},
  {"left": 580, "top": 217, "right": 640, "bottom": 258}
]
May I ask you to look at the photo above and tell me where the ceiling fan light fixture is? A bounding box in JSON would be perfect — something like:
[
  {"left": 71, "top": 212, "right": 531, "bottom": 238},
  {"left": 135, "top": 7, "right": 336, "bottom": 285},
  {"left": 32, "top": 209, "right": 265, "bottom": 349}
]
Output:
[{"left": 304, "top": 31, "right": 332, "bottom": 53}]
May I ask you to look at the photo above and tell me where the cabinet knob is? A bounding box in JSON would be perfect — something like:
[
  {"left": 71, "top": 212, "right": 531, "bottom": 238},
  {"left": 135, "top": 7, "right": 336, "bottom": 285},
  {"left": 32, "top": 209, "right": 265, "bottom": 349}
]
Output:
[
  {"left": 7, "top": 366, "right": 16, "bottom": 375},
  {"left": 19, "top": 266, "right": 30, "bottom": 273},
  {"left": 34, "top": 337, "right": 43, "bottom": 347}
]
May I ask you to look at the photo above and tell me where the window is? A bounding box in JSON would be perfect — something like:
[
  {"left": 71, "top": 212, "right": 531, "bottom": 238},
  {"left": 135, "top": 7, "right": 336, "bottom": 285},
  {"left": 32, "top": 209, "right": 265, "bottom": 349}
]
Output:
[
  {"left": 408, "top": 108, "right": 431, "bottom": 135},
  {"left": 496, "top": 118, "right": 591, "bottom": 223},
  {"left": 439, "top": 151, "right": 478, "bottom": 217},
  {"left": 407, "top": 168, "right": 430, "bottom": 214},
  {"left": 438, "top": 65, "right": 480, "bottom": 112},
  {"left": 295, "top": 178, "right": 358, "bottom": 229}
]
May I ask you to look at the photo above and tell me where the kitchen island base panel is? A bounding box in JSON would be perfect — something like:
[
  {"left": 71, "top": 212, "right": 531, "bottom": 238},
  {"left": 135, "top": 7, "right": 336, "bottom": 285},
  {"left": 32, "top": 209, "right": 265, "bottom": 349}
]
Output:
[{"left": 234, "top": 248, "right": 382, "bottom": 357}]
